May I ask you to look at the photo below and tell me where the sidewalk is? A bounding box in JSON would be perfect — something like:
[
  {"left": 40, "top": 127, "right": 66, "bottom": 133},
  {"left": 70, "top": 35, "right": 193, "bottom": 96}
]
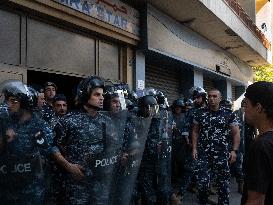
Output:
[{"left": 182, "top": 178, "right": 242, "bottom": 205}]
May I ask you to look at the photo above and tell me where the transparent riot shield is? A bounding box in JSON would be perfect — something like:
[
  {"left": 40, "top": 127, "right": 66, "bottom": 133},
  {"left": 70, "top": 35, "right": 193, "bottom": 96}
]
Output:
[
  {"left": 58, "top": 109, "right": 148, "bottom": 205},
  {"left": 0, "top": 140, "right": 47, "bottom": 205},
  {"left": 0, "top": 80, "right": 47, "bottom": 204},
  {"left": 68, "top": 110, "right": 151, "bottom": 205},
  {"left": 0, "top": 80, "right": 25, "bottom": 117},
  {"left": 111, "top": 112, "right": 152, "bottom": 205},
  {"left": 156, "top": 108, "right": 172, "bottom": 204},
  {"left": 82, "top": 110, "right": 128, "bottom": 204}
]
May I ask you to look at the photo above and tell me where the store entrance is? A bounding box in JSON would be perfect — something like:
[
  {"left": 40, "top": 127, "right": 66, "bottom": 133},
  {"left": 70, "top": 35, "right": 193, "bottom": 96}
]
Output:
[{"left": 27, "top": 70, "right": 82, "bottom": 109}]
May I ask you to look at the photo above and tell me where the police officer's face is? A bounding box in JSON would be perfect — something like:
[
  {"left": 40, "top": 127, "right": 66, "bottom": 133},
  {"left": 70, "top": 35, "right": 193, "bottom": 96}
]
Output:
[
  {"left": 111, "top": 97, "right": 121, "bottom": 113},
  {"left": 88, "top": 88, "right": 104, "bottom": 109},
  {"left": 174, "top": 106, "right": 182, "bottom": 114},
  {"left": 44, "top": 86, "right": 56, "bottom": 101},
  {"left": 53, "top": 100, "right": 68, "bottom": 116},
  {"left": 193, "top": 96, "right": 203, "bottom": 106},
  {"left": 37, "top": 93, "right": 46, "bottom": 108},
  {"left": 208, "top": 90, "right": 221, "bottom": 107},
  {"left": 7, "top": 96, "right": 20, "bottom": 113}
]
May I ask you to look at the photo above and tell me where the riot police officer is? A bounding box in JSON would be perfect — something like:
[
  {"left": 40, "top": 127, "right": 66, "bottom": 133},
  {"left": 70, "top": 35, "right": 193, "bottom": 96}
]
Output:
[
  {"left": 220, "top": 99, "right": 233, "bottom": 111},
  {"left": 192, "top": 89, "right": 240, "bottom": 205},
  {"left": 0, "top": 80, "right": 57, "bottom": 205},
  {"left": 136, "top": 89, "right": 160, "bottom": 205},
  {"left": 169, "top": 98, "right": 188, "bottom": 187},
  {"left": 42, "top": 82, "right": 57, "bottom": 123},
  {"left": 184, "top": 98, "right": 193, "bottom": 112},
  {"left": 45, "top": 94, "right": 68, "bottom": 205},
  {"left": 102, "top": 84, "right": 152, "bottom": 205},
  {"left": 53, "top": 76, "right": 122, "bottom": 205},
  {"left": 154, "top": 90, "right": 174, "bottom": 205},
  {"left": 179, "top": 87, "right": 207, "bottom": 196},
  {"left": 47, "top": 94, "right": 69, "bottom": 129}
]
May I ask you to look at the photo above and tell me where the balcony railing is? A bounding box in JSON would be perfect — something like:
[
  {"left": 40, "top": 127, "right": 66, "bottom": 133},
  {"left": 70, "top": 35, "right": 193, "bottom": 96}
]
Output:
[{"left": 224, "top": 0, "right": 271, "bottom": 50}]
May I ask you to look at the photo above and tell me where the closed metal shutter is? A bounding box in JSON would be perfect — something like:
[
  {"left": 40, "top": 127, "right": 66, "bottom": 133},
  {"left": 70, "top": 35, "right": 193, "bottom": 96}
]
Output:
[
  {"left": 27, "top": 18, "right": 96, "bottom": 77},
  {"left": 203, "top": 78, "right": 215, "bottom": 92},
  {"left": 145, "top": 64, "right": 180, "bottom": 103}
]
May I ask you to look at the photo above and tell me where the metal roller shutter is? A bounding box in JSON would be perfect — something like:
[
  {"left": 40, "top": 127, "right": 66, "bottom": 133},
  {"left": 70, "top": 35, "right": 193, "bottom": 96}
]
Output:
[{"left": 145, "top": 64, "right": 180, "bottom": 103}]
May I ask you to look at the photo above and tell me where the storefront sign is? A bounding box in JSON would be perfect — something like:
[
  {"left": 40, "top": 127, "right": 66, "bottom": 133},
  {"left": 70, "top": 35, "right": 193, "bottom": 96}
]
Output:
[{"left": 54, "top": 0, "right": 139, "bottom": 36}]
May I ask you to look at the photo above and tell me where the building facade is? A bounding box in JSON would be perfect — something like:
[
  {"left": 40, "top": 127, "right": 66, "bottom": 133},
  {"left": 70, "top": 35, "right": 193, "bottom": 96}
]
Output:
[
  {"left": 0, "top": 0, "right": 139, "bottom": 104},
  {"left": 126, "top": 0, "right": 272, "bottom": 106},
  {"left": 0, "top": 0, "right": 272, "bottom": 108}
]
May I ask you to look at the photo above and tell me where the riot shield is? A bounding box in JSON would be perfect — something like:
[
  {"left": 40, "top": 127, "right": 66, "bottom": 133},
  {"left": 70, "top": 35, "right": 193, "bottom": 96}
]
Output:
[
  {"left": 0, "top": 129, "right": 47, "bottom": 204},
  {"left": 57, "top": 110, "right": 149, "bottom": 205},
  {"left": 110, "top": 111, "right": 152, "bottom": 205},
  {"left": 56, "top": 110, "right": 122, "bottom": 205},
  {"left": 156, "top": 109, "right": 172, "bottom": 204},
  {"left": 0, "top": 80, "right": 48, "bottom": 204}
]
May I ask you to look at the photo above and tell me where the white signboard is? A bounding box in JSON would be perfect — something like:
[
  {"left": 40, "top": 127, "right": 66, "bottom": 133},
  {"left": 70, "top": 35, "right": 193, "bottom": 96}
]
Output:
[
  {"left": 137, "top": 80, "right": 145, "bottom": 90},
  {"left": 54, "top": 0, "right": 139, "bottom": 36}
]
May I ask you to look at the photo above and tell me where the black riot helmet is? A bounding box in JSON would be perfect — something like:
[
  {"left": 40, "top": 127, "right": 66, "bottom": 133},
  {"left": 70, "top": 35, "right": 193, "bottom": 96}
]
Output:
[
  {"left": 127, "top": 90, "right": 138, "bottom": 102},
  {"left": 171, "top": 98, "right": 185, "bottom": 113},
  {"left": 126, "top": 90, "right": 138, "bottom": 111},
  {"left": 103, "top": 81, "right": 130, "bottom": 111},
  {"left": 138, "top": 95, "right": 158, "bottom": 118},
  {"left": 0, "top": 80, "right": 38, "bottom": 111},
  {"left": 103, "top": 92, "right": 120, "bottom": 112},
  {"left": 143, "top": 88, "right": 157, "bottom": 97},
  {"left": 139, "top": 95, "right": 157, "bottom": 106},
  {"left": 76, "top": 76, "right": 104, "bottom": 107},
  {"left": 220, "top": 99, "right": 233, "bottom": 110},
  {"left": 189, "top": 86, "right": 207, "bottom": 99},
  {"left": 155, "top": 90, "right": 169, "bottom": 110},
  {"left": 184, "top": 98, "right": 193, "bottom": 108},
  {"left": 156, "top": 91, "right": 165, "bottom": 104},
  {"left": 125, "top": 99, "right": 134, "bottom": 111},
  {"left": 172, "top": 98, "right": 185, "bottom": 108}
]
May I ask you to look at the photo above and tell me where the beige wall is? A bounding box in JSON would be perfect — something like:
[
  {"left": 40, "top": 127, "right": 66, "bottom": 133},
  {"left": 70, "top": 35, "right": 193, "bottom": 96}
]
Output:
[{"left": 147, "top": 6, "right": 253, "bottom": 85}]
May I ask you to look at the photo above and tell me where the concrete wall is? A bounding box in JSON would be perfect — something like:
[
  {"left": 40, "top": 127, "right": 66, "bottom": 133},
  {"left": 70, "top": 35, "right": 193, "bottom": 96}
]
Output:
[
  {"left": 200, "top": 0, "right": 269, "bottom": 63},
  {"left": 147, "top": 5, "right": 253, "bottom": 85}
]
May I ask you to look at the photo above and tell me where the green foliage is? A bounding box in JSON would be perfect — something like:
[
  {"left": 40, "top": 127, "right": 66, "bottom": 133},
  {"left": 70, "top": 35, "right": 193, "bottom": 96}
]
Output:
[{"left": 253, "top": 65, "right": 273, "bottom": 82}]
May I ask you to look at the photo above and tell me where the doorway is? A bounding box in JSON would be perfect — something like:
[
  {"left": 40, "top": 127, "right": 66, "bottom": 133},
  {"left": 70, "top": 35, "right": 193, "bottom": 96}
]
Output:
[{"left": 27, "top": 70, "right": 82, "bottom": 109}]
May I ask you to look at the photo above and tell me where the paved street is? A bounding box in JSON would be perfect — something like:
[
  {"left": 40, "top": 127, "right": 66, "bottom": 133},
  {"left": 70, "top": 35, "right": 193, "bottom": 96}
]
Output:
[{"left": 182, "top": 178, "right": 242, "bottom": 205}]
